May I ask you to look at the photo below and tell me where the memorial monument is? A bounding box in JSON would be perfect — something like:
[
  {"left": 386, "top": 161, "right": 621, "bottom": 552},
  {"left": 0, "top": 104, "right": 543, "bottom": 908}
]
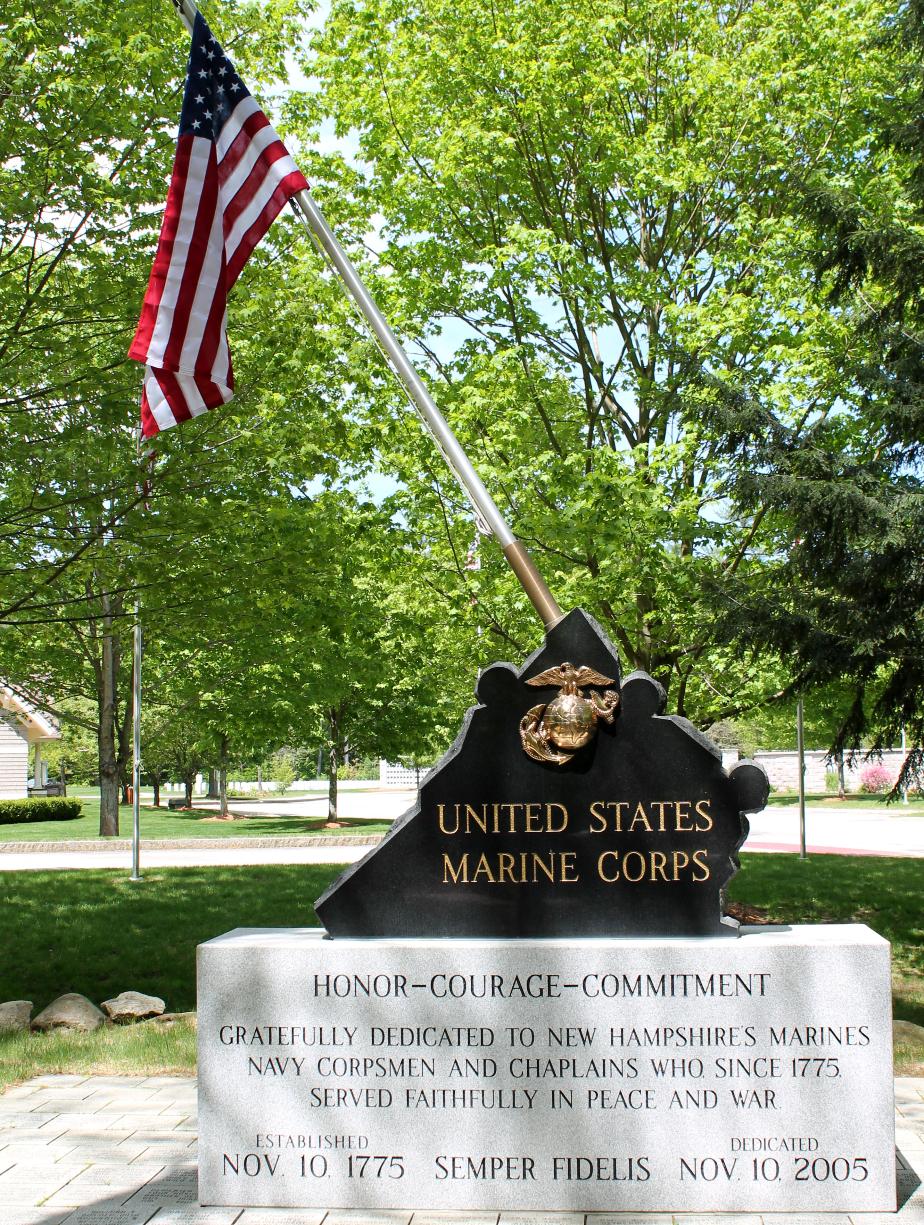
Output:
[
  {"left": 198, "top": 608, "right": 896, "bottom": 1213},
  {"left": 143, "top": 3, "right": 894, "bottom": 1215}
]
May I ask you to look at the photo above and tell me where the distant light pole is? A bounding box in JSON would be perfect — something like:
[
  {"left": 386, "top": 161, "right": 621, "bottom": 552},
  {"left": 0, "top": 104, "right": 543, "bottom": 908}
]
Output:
[{"left": 797, "top": 699, "right": 807, "bottom": 860}]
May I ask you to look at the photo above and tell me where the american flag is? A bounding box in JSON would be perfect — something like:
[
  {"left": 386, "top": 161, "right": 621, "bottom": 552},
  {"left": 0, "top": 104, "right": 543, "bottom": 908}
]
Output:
[{"left": 129, "top": 12, "right": 308, "bottom": 439}]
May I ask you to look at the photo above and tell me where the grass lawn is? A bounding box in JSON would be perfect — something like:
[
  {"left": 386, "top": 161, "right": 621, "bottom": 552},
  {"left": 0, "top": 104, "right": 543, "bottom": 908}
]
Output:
[
  {"left": 767, "top": 791, "right": 924, "bottom": 813},
  {"left": 0, "top": 1021, "right": 197, "bottom": 1091},
  {"left": 0, "top": 799, "right": 393, "bottom": 841},
  {"left": 1, "top": 853, "right": 921, "bottom": 1088}
]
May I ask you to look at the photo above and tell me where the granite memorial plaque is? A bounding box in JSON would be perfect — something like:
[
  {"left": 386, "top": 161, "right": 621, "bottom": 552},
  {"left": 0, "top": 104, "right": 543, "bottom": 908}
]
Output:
[
  {"left": 199, "top": 607, "right": 896, "bottom": 1214},
  {"left": 317, "top": 609, "right": 769, "bottom": 937},
  {"left": 198, "top": 926, "right": 896, "bottom": 1211}
]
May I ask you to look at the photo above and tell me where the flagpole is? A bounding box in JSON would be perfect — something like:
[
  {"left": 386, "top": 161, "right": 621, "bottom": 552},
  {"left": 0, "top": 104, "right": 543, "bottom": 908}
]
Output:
[
  {"left": 130, "top": 610, "right": 143, "bottom": 881},
  {"left": 167, "top": 0, "right": 563, "bottom": 631}
]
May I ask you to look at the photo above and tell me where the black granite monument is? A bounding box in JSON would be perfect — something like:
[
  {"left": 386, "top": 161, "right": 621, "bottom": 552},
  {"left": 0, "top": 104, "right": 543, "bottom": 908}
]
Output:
[{"left": 317, "top": 609, "right": 768, "bottom": 937}]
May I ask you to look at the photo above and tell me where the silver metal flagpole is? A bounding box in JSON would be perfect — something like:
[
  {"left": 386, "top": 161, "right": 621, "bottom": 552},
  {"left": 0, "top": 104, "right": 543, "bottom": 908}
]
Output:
[
  {"left": 168, "top": 0, "right": 563, "bottom": 630},
  {"left": 796, "top": 698, "right": 807, "bottom": 861},
  {"left": 130, "top": 610, "right": 143, "bottom": 882}
]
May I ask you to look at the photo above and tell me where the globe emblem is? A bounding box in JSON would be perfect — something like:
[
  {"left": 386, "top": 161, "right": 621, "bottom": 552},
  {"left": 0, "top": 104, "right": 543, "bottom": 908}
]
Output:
[{"left": 542, "top": 693, "right": 597, "bottom": 750}]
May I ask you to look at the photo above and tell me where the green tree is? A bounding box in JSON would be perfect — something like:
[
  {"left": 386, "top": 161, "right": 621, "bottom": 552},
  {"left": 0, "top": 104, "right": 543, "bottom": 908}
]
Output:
[
  {"left": 705, "top": 0, "right": 924, "bottom": 786},
  {"left": 303, "top": 0, "right": 894, "bottom": 722},
  {"left": 0, "top": 0, "right": 313, "bottom": 833}
]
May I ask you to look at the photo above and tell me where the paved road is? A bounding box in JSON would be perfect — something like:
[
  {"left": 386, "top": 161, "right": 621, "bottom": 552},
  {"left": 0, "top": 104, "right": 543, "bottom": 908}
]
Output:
[{"left": 2, "top": 791, "right": 923, "bottom": 871}]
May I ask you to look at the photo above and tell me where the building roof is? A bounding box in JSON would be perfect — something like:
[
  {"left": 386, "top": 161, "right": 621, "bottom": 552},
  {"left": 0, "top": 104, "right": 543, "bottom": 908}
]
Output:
[{"left": 0, "top": 687, "right": 60, "bottom": 743}]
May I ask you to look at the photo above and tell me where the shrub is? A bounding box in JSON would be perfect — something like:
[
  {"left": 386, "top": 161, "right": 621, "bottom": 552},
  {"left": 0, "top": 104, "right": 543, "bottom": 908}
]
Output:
[
  {"left": 858, "top": 764, "right": 893, "bottom": 794},
  {"left": 824, "top": 770, "right": 840, "bottom": 792},
  {"left": 0, "top": 797, "right": 83, "bottom": 825}
]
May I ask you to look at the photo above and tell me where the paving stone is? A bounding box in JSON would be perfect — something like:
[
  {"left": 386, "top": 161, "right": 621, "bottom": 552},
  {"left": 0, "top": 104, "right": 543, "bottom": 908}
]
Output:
[
  {"left": 0, "top": 1166, "right": 87, "bottom": 1206},
  {"left": 234, "top": 1212, "right": 329, "bottom": 1224},
  {"left": 321, "top": 1215, "right": 413, "bottom": 1225},
  {"left": 0, "top": 1160, "right": 87, "bottom": 1183},
  {"left": 498, "top": 1217, "right": 585, "bottom": 1225},
  {"left": 48, "top": 1127, "right": 134, "bottom": 1146},
  {"left": 58, "top": 1207, "right": 160, "bottom": 1224},
  {"left": 763, "top": 1217, "right": 854, "bottom": 1224},
  {"left": 0, "top": 1211, "right": 75, "bottom": 1225},
  {"left": 148, "top": 1210, "right": 243, "bottom": 1223},
  {"left": 40, "top": 1112, "right": 117, "bottom": 1127},
  {"left": 410, "top": 1215, "right": 499, "bottom": 1225},
  {"left": 111, "top": 1113, "right": 191, "bottom": 1130},
  {"left": 96, "top": 1100, "right": 175, "bottom": 1114},
  {"left": 124, "top": 1182, "right": 201, "bottom": 1206},
  {"left": 29, "top": 1098, "right": 101, "bottom": 1114},
  {"left": 585, "top": 1218, "right": 675, "bottom": 1225},
  {"left": 673, "top": 1218, "right": 765, "bottom": 1225},
  {"left": 0, "top": 1122, "right": 68, "bottom": 1136},
  {"left": 59, "top": 1143, "right": 150, "bottom": 1164},
  {"left": 236, "top": 1212, "right": 328, "bottom": 1224},
  {"left": 127, "top": 1129, "right": 196, "bottom": 1145},
  {"left": 0, "top": 1141, "right": 73, "bottom": 1161},
  {"left": 64, "top": 1162, "right": 165, "bottom": 1187}
]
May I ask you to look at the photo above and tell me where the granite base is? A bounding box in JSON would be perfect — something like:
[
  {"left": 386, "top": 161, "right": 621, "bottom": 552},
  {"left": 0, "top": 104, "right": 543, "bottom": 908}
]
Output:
[{"left": 197, "top": 926, "right": 895, "bottom": 1212}]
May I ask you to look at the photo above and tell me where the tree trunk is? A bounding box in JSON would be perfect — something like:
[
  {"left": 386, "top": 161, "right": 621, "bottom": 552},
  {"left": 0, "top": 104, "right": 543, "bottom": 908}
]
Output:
[
  {"left": 327, "top": 742, "right": 339, "bottom": 824},
  {"left": 219, "top": 733, "right": 229, "bottom": 818},
  {"left": 325, "top": 710, "right": 343, "bottom": 827},
  {"left": 183, "top": 771, "right": 194, "bottom": 807},
  {"left": 837, "top": 749, "right": 846, "bottom": 799},
  {"left": 98, "top": 595, "right": 120, "bottom": 837},
  {"left": 207, "top": 768, "right": 220, "bottom": 799},
  {"left": 152, "top": 774, "right": 161, "bottom": 807}
]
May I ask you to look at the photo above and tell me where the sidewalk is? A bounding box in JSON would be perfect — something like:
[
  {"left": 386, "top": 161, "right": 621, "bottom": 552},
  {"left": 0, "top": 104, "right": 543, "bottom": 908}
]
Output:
[
  {"left": 0, "top": 1074, "right": 921, "bottom": 1224},
  {"left": 1, "top": 796, "right": 923, "bottom": 872}
]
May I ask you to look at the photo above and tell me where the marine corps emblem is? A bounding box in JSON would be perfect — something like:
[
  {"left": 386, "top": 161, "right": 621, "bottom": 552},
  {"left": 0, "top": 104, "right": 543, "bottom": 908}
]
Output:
[{"left": 519, "top": 661, "right": 620, "bottom": 765}]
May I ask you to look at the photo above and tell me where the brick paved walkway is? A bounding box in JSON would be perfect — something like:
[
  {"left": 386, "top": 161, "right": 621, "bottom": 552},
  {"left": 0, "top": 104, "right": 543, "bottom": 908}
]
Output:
[{"left": 0, "top": 1074, "right": 921, "bottom": 1224}]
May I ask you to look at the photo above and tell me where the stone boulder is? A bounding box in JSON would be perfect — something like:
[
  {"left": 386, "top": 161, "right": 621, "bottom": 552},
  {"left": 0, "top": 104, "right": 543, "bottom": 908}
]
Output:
[
  {"left": 32, "top": 993, "right": 105, "bottom": 1032},
  {"left": 0, "top": 1000, "right": 33, "bottom": 1032},
  {"left": 894, "top": 1019, "right": 924, "bottom": 1044},
  {"left": 101, "top": 990, "right": 166, "bottom": 1023},
  {"left": 148, "top": 1010, "right": 196, "bottom": 1029}
]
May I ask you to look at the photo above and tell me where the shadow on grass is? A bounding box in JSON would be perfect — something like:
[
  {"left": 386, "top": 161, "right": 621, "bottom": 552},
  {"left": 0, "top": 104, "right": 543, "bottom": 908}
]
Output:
[
  {"left": 141, "top": 809, "right": 388, "bottom": 837},
  {"left": 0, "top": 864, "right": 345, "bottom": 1014}
]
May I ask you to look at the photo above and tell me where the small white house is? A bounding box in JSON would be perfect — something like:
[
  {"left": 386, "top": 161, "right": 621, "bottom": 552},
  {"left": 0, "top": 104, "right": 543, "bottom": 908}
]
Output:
[{"left": 0, "top": 687, "right": 60, "bottom": 799}]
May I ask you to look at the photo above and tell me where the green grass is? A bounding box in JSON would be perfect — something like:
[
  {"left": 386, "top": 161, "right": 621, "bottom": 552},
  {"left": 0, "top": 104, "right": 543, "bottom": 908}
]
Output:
[
  {"left": 0, "top": 800, "right": 392, "bottom": 841},
  {"left": 0, "top": 854, "right": 920, "bottom": 1084},
  {"left": 0, "top": 1020, "right": 197, "bottom": 1092},
  {"left": 1, "top": 864, "right": 341, "bottom": 1014},
  {"left": 767, "top": 791, "right": 924, "bottom": 812}
]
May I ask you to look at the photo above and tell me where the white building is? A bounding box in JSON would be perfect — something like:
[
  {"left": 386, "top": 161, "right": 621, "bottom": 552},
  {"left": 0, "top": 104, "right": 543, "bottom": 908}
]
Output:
[{"left": 0, "top": 687, "right": 60, "bottom": 799}]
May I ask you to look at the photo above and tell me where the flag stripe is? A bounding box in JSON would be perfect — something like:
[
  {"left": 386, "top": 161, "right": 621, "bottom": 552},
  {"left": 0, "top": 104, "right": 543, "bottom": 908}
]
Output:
[
  {"left": 227, "top": 169, "right": 306, "bottom": 284},
  {"left": 179, "top": 184, "right": 227, "bottom": 373},
  {"left": 162, "top": 142, "right": 221, "bottom": 374},
  {"left": 129, "top": 139, "right": 193, "bottom": 360},
  {"left": 225, "top": 154, "right": 298, "bottom": 269},
  {"left": 218, "top": 107, "right": 272, "bottom": 187},
  {"left": 129, "top": 12, "right": 308, "bottom": 439},
  {"left": 221, "top": 129, "right": 288, "bottom": 233},
  {"left": 216, "top": 95, "right": 262, "bottom": 161},
  {"left": 147, "top": 137, "right": 213, "bottom": 366}
]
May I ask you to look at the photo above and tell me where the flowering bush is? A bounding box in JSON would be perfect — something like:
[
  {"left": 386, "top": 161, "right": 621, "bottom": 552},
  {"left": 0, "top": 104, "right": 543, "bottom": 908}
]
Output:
[{"left": 859, "top": 764, "right": 893, "bottom": 794}]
